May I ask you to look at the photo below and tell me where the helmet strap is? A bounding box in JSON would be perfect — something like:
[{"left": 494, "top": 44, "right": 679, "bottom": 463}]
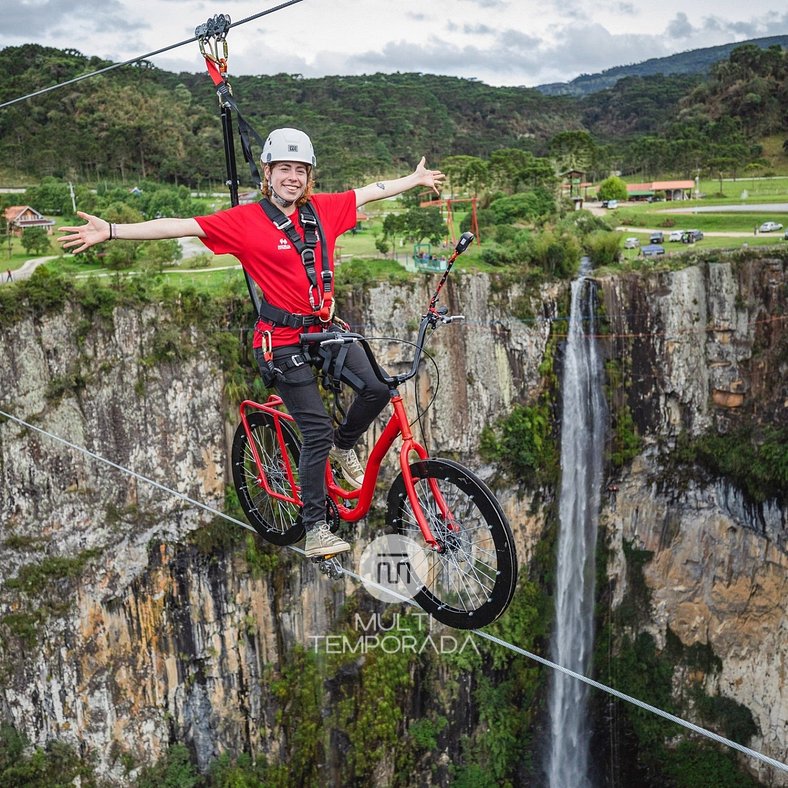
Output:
[{"left": 268, "top": 179, "right": 296, "bottom": 209}]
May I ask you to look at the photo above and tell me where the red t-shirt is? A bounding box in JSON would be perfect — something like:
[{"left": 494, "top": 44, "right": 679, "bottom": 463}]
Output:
[{"left": 196, "top": 191, "right": 357, "bottom": 347}]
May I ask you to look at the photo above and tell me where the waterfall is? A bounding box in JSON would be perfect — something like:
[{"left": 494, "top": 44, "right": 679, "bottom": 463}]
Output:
[{"left": 546, "top": 261, "right": 607, "bottom": 788}]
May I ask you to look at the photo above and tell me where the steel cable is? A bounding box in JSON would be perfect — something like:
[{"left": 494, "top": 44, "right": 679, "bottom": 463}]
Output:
[{"left": 0, "top": 406, "right": 786, "bottom": 775}]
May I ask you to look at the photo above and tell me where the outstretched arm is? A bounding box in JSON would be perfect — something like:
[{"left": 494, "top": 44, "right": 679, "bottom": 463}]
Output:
[
  {"left": 58, "top": 211, "right": 205, "bottom": 254},
  {"left": 354, "top": 157, "right": 445, "bottom": 208}
]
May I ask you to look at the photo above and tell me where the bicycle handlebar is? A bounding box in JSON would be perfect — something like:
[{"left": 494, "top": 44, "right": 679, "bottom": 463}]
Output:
[{"left": 299, "top": 231, "right": 475, "bottom": 389}]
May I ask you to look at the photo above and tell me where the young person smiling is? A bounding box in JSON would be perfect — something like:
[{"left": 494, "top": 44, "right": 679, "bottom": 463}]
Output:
[{"left": 59, "top": 127, "right": 445, "bottom": 559}]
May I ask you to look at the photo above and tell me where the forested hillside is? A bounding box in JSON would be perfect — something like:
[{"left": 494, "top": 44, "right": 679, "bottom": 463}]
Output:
[
  {"left": 0, "top": 45, "right": 579, "bottom": 190},
  {"left": 537, "top": 34, "right": 788, "bottom": 96},
  {"left": 0, "top": 40, "right": 785, "bottom": 188}
]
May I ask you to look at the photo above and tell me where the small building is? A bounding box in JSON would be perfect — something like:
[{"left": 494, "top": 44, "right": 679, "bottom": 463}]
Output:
[
  {"left": 3, "top": 206, "right": 56, "bottom": 235},
  {"left": 626, "top": 181, "right": 695, "bottom": 201}
]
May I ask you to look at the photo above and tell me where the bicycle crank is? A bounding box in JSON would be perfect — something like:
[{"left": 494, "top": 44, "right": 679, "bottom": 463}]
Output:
[{"left": 312, "top": 556, "right": 345, "bottom": 579}]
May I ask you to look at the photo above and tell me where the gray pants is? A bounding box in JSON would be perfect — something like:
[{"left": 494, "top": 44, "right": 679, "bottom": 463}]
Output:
[{"left": 254, "top": 343, "right": 389, "bottom": 529}]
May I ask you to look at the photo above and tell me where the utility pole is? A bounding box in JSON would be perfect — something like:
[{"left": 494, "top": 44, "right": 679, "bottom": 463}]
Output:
[{"left": 68, "top": 181, "right": 77, "bottom": 213}]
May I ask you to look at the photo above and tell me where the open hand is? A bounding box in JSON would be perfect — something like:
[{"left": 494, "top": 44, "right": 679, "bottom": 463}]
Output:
[
  {"left": 415, "top": 157, "right": 445, "bottom": 196},
  {"left": 58, "top": 211, "right": 110, "bottom": 254}
]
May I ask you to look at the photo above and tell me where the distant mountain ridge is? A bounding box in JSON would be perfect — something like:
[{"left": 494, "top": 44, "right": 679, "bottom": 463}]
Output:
[{"left": 536, "top": 35, "right": 788, "bottom": 96}]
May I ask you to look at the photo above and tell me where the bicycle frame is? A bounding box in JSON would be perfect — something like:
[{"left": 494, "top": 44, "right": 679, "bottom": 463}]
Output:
[
  {"left": 239, "top": 391, "right": 450, "bottom": 549},
  {"left": 237, "top": 230, "right": 476, "bottom": 551}
]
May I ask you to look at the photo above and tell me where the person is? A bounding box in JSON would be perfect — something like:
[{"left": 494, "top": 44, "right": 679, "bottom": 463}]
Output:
[
  {"left": 59, "top": 127, "right": 445, "bottom": 560},
  {"left": 5, "top": 269, "right": 11, "bottom": 282}
]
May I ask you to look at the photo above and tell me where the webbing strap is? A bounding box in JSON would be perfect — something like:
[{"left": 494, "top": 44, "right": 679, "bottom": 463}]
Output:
[
  {"left": 259, "top": 199, "right": 333, "bottom": 319},
  {"left": 203, "top": 57, "right": 267, "bottom": 189}
]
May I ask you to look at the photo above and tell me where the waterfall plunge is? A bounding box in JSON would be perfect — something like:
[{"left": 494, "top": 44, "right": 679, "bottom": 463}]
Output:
[{"left": 546, "top": 266, "right": 607, "bottom": 788}]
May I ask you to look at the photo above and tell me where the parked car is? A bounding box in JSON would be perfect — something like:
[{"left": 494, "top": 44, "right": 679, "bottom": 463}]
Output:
[
  {"left": 668, "top": 230, "right": 683, "bottom": 242},
  {"left": 650, "top": 231, "right": 664, "bottom": 244},
  {"left": 605, "top": 200, "right": 618, "bottom": 209},
  {"left": 641, "top": 244, "right": 665, "bottom": 257},
  {"left": 681, "top": 229, "right": 704, "bottom": 243},
  {"left": 624, "top": 237, "right": 640, "bottom": 249},
  {"left": 759, "top": 221, "right": 783, "bottom": 233}
]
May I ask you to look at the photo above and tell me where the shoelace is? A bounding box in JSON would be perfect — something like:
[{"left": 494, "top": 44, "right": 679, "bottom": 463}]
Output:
[{"left": 341, "top": 450, "right": 364, "bottom": 477}]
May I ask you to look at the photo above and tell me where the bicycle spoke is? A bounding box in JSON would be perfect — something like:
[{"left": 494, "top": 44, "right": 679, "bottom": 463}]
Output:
[
  {"left": 232, "top": 412, "right": 305, "bottom": 546},
  {"left": 388, "top": 458, "right": 517, "bottom": 628}
]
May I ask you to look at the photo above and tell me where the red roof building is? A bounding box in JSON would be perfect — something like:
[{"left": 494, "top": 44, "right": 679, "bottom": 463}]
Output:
[
  {"left": 3, "top": 206, "right": 56, "bottom": 235},
  {"left": 626, "top": 181, "right": 695, "bottom": 201}
]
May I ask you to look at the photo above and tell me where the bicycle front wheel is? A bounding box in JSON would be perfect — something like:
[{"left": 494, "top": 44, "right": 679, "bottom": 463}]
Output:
[
  {"left": 231, "top": 412, "right": 305, "bottom": 546},
  {"left": 386, "top": 458, "right": 518, "bottom": 629}
]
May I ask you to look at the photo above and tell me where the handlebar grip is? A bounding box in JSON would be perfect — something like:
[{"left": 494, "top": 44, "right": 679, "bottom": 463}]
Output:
[{"left": 299, "top": 331, "right": 363, "bottom": 345}]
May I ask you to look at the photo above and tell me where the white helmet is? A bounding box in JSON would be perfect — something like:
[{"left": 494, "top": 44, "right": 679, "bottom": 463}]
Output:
[{"left": 261, "top": 127, "right": 316, "bottom": 168}]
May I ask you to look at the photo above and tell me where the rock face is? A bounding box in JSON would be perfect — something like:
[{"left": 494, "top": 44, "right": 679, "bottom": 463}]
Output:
[
  {"left": 0, "top": 273, "right": 556, "bottom": 781},
  {"left": 0, "top": 256, "right": 785, "bottom": 784},
  {"left": 599, "top": 256, "right": 787, "bottom": 785}
]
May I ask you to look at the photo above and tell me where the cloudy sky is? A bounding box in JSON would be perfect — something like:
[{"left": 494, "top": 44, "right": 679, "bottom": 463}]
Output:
[{"left": 4, "top": 0, "right": 787, "bottom": 87}]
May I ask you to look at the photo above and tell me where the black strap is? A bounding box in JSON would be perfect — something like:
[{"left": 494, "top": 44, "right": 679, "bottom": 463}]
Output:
[
  {"left": 257, "top": 301, "right": 326, "bottom": 329},
  {"left": 259, "top": 199, "right": 333, "bottom": 316},
  {"left": 214, "top": 81, "right": 267, "bottom": 189}
]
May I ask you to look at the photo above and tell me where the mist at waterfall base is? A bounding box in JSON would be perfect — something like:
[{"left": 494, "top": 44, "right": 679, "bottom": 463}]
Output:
[{"left": 545, "top": 260, "right": 607, "bottom": 787}]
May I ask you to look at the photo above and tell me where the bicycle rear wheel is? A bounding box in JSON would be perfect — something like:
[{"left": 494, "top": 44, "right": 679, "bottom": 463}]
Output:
[
  {"left": 231, "top": 412, "right": 305, "bottom": 545},
  {"left": 386, "top": 458, "right": 517, "bottom": 629}
]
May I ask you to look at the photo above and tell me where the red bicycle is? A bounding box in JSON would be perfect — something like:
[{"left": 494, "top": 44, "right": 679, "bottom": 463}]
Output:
[{"left": 231, "top": 233, "right": 517, "bottom": 629}]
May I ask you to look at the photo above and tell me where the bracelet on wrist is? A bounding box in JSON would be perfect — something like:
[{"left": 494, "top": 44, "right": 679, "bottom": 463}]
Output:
[{"left": 108, "top": 223, "right": 116, "bottom": 241}]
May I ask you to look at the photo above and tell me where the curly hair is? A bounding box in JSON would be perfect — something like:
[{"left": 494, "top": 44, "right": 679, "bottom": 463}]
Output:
[{"left": 261, "top": 165, "right": 315, "bottom": 207}]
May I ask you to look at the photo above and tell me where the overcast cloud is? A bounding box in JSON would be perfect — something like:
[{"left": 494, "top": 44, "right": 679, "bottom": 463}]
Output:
[{"left": 1, "top": 0, "right": 786, "bottom": 87}]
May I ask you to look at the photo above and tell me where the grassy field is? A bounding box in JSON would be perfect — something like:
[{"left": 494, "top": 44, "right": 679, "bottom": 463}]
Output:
[{"left": 3, "top": 173, "right": 785, "bottom": 292}]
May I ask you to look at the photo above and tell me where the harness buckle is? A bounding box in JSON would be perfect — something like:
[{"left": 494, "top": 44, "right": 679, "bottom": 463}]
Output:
[
  {"left": 301, "top": 248, "right": 316, "bottom": 267},
  {"left": 291, "top": 354, "right": 305, "bottom": 367},
  {"left": 274, "top": 217, "right": 293, "bottom": 232}
]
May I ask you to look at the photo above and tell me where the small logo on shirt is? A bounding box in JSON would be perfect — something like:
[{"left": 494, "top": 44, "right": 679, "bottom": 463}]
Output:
[{"left": 278, "top": 237, "right": 291, "bottom": 251}]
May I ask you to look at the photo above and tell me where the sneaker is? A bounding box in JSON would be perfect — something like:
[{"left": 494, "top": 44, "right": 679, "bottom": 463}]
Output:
[
  {"left": 329, "top": 445, "right": 365, "bottom": 489},
  {"left": 303, "top": 521, "right": 351, "bottom": 558}
]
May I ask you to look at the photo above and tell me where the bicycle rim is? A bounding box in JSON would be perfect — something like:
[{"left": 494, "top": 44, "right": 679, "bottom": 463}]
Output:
[
  {"left": 387, "top": 458, "right": 517, "bottom": 629},
  {"left": 231, "top": 411, "right": 305, "bottom": 545}
]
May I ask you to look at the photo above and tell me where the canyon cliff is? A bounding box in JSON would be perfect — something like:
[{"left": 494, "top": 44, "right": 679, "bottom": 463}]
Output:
[{"left": 0, "top": 252, "right": 785, "bottom": 785}]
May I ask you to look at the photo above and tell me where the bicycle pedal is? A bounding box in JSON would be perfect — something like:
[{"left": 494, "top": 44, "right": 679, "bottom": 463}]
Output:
[{"left": 312, "top": 556, "right": 345, "bottom": 579}]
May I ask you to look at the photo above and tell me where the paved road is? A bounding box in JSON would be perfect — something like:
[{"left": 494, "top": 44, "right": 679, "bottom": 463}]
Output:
[
  {"left": 615, "top": 227, "right": 779, "bottom": 238},
  {"left": 0, "top": 255, "right": 57, "bottom": 285},
  {"left": 1, "top": 237, "right": 216, "bottom": 286},
  {"left": 665, "top": 202, "right": 788, "bottom": 214}
]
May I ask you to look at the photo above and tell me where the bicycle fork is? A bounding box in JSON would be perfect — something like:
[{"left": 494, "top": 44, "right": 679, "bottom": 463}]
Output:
[{"left": 390, "top": 397, "right": 457, "bottom": 552}]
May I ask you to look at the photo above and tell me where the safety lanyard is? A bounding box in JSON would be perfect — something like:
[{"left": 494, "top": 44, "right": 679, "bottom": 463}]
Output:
[{"left": 259, "top": 199, "right": 333, "bottom": 320}]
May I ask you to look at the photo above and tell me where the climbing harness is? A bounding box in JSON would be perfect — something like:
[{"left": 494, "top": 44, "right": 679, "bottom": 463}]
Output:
[{"left": 257, "top": 198, "right": 334, "bottom": 324}]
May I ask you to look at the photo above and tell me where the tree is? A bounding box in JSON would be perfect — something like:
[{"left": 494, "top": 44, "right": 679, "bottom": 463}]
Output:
[
  {"left": 489, "top": 189, "right": 556, "bottom": 225},
  {"left": 21, "top": 227, "right": 51, "bottom": 256},
  {"left": 548, "top": 130, "right": 596, "bottom": 174},
  {"left": 597, "top": 176, "right": 628, "bottom": 202},
  {"left": 139, "top": 239, "right": 182, "bottom": 273},
  {"left": 374, "top": 236, "right": 390, "bottom": 257},
  {"left": 101, "top": 201, "right": 145, "bottom": 270},
  {"left": 398, "top": 207, "right": 445, "bottom": 244}
]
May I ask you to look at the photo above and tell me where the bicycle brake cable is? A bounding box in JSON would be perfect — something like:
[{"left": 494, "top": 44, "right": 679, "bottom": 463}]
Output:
[{"left": 364, "top": 335, "right": 441, "bottom": 434}]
